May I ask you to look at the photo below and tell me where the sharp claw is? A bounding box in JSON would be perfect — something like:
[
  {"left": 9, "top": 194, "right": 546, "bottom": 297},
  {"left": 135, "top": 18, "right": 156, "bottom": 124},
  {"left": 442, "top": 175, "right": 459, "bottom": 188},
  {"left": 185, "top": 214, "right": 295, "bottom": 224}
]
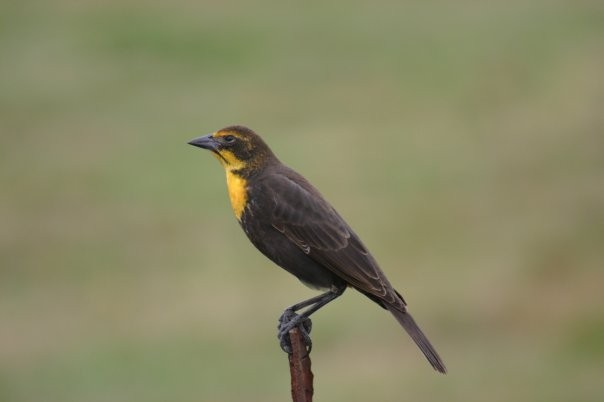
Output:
[
  {"left": 280, "top": 336, "right": 293, "bottom": 354},
  {"left": 298, "top": 319, "right": 313, "bottom": 354},
  {"left": 277, "top": 310, "right": 313, "bottom": 354},
  {"left": 301, "top": 317, "right": 312, "bottom": 334}
]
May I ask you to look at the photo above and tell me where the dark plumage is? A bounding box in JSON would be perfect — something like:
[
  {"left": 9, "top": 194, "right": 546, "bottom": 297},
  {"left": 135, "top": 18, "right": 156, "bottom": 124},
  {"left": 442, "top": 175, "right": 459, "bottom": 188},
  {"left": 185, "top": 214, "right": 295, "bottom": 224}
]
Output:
[{"left": 188, "top": 125, "right": 446, "bottom": 373}]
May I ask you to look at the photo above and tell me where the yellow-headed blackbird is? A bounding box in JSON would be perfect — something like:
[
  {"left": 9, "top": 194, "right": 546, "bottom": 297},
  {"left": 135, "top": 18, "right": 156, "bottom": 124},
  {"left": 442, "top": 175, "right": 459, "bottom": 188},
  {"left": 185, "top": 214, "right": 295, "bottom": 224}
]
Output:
[{"left": 188, "top": 125, "right": 446, "bottom": 373}]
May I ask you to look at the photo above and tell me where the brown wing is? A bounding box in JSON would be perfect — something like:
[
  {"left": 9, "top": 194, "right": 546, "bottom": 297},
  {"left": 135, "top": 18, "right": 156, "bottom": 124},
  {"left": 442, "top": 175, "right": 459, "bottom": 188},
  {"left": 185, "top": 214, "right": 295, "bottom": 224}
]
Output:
[
  {"left": 263, "top": 171, "right": 405, "bottom": 309},
  {"left": 258, "top": 170, "right": 447, "bottom": 374}
]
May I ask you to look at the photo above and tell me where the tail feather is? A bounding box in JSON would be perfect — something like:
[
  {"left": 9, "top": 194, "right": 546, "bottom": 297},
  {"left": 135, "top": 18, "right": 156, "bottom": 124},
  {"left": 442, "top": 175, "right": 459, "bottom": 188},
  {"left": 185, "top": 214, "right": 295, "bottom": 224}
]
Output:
[{"left": 387, "top": 306, "right": 447, "bottom": 374}]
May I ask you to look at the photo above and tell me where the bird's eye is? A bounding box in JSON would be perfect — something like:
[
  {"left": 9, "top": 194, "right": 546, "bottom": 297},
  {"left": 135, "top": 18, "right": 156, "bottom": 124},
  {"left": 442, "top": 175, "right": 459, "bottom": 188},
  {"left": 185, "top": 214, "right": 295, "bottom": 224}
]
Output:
[{"left": 224, "top": 135, "right": 236, "bottom": 143}]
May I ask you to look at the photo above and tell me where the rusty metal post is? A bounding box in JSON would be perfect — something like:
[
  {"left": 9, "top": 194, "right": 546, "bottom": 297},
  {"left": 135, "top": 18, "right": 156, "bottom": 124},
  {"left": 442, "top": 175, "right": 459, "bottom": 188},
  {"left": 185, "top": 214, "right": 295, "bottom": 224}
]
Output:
[{"left": 288, "top": 327, "right": 314, "bottom": 402}]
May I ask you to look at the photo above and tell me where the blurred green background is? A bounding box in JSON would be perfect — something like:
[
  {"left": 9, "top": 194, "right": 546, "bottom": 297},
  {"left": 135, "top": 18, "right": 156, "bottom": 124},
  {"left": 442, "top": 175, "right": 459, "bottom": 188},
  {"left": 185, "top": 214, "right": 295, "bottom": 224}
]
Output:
[{"left": 1, "top": 0, "right": 603, "bottom": 401}]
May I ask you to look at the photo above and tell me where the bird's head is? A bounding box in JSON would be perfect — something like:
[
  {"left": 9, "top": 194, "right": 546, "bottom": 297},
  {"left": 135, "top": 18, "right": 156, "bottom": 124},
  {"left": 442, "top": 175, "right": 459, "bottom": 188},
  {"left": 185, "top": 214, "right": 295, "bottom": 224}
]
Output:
[{"left": 188, "top": 125, "right": 276, "bottom": 172}]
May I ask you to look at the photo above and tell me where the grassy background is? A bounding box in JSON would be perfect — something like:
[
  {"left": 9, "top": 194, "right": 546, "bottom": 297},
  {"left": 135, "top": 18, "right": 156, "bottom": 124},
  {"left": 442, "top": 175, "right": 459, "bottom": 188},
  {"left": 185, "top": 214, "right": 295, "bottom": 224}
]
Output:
[{"left": 1, "top": 0, "right": 603, "bottom": 401}]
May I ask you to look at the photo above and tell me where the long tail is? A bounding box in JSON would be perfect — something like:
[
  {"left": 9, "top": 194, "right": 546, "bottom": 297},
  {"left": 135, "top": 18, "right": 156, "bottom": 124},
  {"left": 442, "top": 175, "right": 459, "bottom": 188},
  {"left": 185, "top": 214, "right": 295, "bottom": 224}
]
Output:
[{"left": 386, "top": 306, "right": 447, "bottom": 373}]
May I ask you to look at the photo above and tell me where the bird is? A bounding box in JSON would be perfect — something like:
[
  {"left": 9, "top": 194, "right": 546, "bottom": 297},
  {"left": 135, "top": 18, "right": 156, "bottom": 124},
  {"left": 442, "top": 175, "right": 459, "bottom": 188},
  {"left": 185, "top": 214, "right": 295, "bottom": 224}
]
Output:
[{"left": 188, "top": 125, "right": 446, "bottom": 373}]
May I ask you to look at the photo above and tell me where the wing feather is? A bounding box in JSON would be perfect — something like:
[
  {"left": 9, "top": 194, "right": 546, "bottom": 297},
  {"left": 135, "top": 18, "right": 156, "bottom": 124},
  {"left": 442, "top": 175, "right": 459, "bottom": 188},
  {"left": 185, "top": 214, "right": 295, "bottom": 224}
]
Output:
[{"left": 262, "top": 172, "right": 404, "bottom": 309}]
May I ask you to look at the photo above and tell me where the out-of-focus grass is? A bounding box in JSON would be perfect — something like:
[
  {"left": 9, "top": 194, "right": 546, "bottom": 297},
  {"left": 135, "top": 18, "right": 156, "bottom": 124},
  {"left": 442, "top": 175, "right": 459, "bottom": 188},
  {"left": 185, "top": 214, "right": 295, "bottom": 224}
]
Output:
[{"left": 1, "top": 0, "right": 603, "bottom": 401}]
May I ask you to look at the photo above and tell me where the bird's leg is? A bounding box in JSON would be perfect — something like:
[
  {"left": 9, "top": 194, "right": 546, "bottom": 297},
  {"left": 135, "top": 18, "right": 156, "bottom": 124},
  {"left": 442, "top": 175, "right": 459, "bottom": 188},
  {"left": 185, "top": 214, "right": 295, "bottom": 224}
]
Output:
[{"left": 278, "top": 284, "right": 346, "bottom": 354}]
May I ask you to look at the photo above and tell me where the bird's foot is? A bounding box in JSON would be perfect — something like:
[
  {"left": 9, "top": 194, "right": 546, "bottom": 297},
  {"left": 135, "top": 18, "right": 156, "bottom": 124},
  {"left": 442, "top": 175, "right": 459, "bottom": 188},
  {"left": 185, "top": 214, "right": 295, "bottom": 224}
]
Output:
[{"left": 277, "top": 308, "right": 312, "bottom": 354}]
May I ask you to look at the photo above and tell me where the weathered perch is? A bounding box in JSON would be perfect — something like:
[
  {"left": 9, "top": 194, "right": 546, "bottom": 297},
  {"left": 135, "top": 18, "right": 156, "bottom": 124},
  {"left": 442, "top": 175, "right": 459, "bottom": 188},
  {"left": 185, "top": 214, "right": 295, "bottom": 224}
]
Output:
[{"left": 288, "top": 327, "right": 314, "bottom": 402}]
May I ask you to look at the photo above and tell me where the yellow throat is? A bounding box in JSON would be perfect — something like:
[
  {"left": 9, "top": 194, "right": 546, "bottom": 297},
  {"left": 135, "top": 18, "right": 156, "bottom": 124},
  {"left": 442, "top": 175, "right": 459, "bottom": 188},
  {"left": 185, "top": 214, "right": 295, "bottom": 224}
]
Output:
[
  {"left": 225, "top": 169, "right": 248, "bottom": 221},
  {"left": 211, "top": 145, "right": 249, "bottom": 221}
]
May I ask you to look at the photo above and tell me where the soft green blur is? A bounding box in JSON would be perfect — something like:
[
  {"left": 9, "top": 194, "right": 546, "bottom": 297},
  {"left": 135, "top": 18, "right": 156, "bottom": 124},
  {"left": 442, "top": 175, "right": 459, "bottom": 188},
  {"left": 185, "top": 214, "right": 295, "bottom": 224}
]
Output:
[{"left": 1, "top": 1, "right": 603, "bottom": 401}]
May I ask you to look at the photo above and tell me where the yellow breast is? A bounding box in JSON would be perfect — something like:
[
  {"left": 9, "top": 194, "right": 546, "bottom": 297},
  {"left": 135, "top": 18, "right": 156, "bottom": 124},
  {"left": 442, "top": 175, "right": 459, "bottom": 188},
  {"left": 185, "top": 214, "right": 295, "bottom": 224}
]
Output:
[{"left": 226, "top": 170, "right": 248, "bottom": 220}]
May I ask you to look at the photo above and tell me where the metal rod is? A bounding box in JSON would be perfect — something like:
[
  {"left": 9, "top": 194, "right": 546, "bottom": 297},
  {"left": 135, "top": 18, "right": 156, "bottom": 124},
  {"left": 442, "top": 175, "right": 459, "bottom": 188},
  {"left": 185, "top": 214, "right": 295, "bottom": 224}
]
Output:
[{"left": 288, "top": 327, "right": 314, "bottom": 402}]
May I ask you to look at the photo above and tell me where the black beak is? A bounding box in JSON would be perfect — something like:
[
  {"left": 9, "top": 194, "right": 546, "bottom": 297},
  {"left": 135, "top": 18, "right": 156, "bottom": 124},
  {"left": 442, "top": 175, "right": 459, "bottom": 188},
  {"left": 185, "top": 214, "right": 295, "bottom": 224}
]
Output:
[{"left": 188, "top": 134, "right": 218, "bottom": 151}]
